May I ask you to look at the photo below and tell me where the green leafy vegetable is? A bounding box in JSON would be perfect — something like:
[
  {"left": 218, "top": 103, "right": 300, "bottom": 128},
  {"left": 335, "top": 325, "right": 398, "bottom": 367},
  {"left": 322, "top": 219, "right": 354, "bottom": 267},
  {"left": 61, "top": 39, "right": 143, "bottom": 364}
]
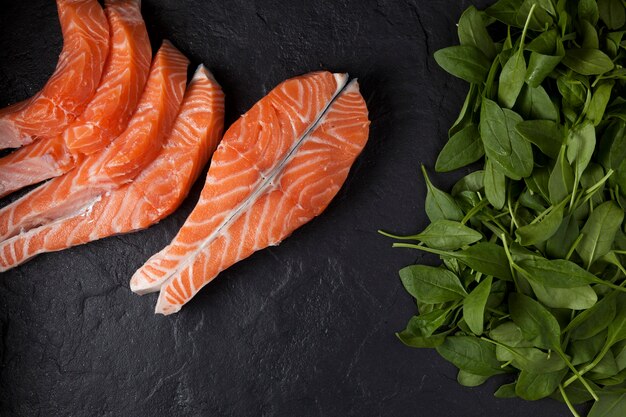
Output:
[
  {"left": 422, "top": 165, "right": 464, "bottom": 222},
  {"left": 435, "top": 124, "right": 484, "bottom": 172},
  {"left": 463, "top": 276, "right": 493, "bottom": 335},
  {"left": 433, "top": 46, "right": 492, "bottom": 84},
  {"left": 562, "top": 48, "right": 614, "bottom": 75},
  {"left": 399, "top": 265, "right": 467, "bottom": 304},
  {"left": 384, "top": 2, "right": 626, "bottom": 415},
  {"left": 598, "top": 0, "right": 626, "bottom": 30},
  {"left": 577, "top": 202, "right": 625, "bottom": 269},
  {"left": 436, "top": 336, "right": 506, "bottom": 376}
]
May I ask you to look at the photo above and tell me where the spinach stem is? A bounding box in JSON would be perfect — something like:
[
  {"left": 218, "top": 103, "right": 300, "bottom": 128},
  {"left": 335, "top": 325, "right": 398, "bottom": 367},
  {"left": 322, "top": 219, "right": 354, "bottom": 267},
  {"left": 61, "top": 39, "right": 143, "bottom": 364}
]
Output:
[
  {"left": 392, "top": 243, "right": 449, "bottom": 257},
  {"left": 486, "top": 307, "right": 508, "bottom": 317},
  {"left": 556, "top": 347, "right": 599, "bottom": 401},
  {"left": 500, "top": 234, "right": 521, "bottom": 292},
  {"left": 565, "top": 234, "right": 584, "bottom": 261},
  {"left": 519, "top": 4, "right": 536, "bottom": 51},
  {"left": 461, "top": 199, "right": 490, "bottom": 225},
  {"left": 377, "top": 229, "right": 419, "bottom": 241},
  {"left": 559, "top": 385, "right": 582, "bottom": 417},
  {"left": 563, "top": 344, "right": 610, "bottom": 389},
  {"left": 507, "top": 194, "right": 520, "bottom": 230}
]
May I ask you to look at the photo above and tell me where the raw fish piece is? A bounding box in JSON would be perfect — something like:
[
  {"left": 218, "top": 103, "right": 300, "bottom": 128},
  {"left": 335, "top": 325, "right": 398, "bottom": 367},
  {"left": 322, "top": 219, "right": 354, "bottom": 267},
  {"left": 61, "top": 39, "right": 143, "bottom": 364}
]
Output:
[
  {"left": 130, "top": 72, "right": 370, "bottom": 315},
  {"left": 0, "top": 0, "right": 109, "bottom": 149},
  {"left": 0, "top": 66, "right": 224, "bottom": 271},
  {"left": 0, "top": 41, "right": 188, "bottom": 242},
  {"left": 64, "top": 0, "right": 152, "bottom": 156},
  {"left": 0, "top": 0, "right": 151, "bottom": 198}
]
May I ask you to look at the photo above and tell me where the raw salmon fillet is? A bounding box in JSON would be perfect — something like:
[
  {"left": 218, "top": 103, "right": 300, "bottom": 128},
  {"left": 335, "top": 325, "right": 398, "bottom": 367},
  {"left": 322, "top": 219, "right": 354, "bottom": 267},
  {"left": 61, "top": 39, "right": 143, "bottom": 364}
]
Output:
[
  {"left": 0, "top": 0, "right": 151, "bottom": 198},
  {"left": 0, "top": 66, "right": 225, "bottom": 271},
  {"left": 0, "top": 41, "right": 188, "bottom": 242},
  {"left": 0, "top": 0, "right": 109, "bottom": 150},
  {"left": 130, "top": 71, "right": 370, "bottom": 315}
]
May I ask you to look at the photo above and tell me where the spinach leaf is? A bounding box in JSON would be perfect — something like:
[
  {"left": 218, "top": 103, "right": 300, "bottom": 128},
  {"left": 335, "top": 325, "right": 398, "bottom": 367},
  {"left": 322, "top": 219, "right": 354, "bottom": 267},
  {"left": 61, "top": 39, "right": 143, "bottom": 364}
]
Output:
[
  {"left": 567, "top": 122, "right": 596, "bottom": 183},
  {"left": 518, "top": 257, "right": 599, "bottom": 287},
  {"left": 570, "top": 331, "right": 607, "bottom": 365},
  {"left": 458, "top": 6, "right": 497, "bottom": 59},
  {"left": 562, "top": 48, "right": 615, "bottom": 75},
  {"left": 402, "top": 308, "right": 453, "bottom": 338},
  {"left": 529, "top": 281, "right": 597, "bottom": 310},
  {"left": 436, "top": 124, "right": 484, "bottom": 172},
  {"left": 436, "top": 336, "right": 506, "bottom": 376},
  {"left": 434, "top": 45, "right": 492, "bottom": 84},
  {"left": 588, "top": 81, "right": 614, "bottom": 126},
  {"left": 486, "top": 0, "right": 525, "bottom": 27},
  {"left": 480, "top": 98, "right": 533, "bottom": 179},
  {"left": 588, "top": 391, "right": 626, "bottom": 417},
  {"left": 548, "top": 146, "right": 574, "bottom": 204},
  {"left": 581, "top": 19, "right": 600, "bottom": 49},
  {"left": 546, "top": 215, "right": 579, "bottom": 259},
  {"left": 578, "top": 0, "right": 599, "bottom": 25},
  {"left": 450, "top": 84, "right": 479, "bottom": 137},
  {"left": 494, "top": 383, "right": 518, "bottom": 398},
  {"left": 400, "top": 265, "right": 467, "bottom": 303},
  {"left": 484, "top": 159, "right": 506, "bottom": 209},
  {"left": 452, "top": 171, "right": 484, "bottom": 196},
  {"left": 422, "top": 166, "right": 465, "bottom": 222},
  {"left": 457, "top": 369, "right": 490, "bottom": 387},
  {"left": 455, "top": 242, "right": 514, "bottom": 281},
  {"left": 577, "top": 201, "right": 625, "bottom": 268},
  {"left": 567, "top": 295, "right": 617, "bottom": 340},
  {"left": 463, "top": 276, "right": 493, "bottom": 335},
  {"left": 516, "top": 369, "right": 567, "bottom": 400},
  {"left": 509, "top": 292, "right": 561, "bottom": 349},
  {"left": 397, "top": 328, "right": 451, "bottom": 348},
  {"left": 525, "top": 52, "right": 563, "bottom": 88},
  {"left": 598, "top": 0, "right": 626, "bottom": 30},
  {"left": 515, "top": 202, "right": 564, "bottom": 245},
  {"left": 516, "top": 120, "right": 562, "bottom": 160},
  {"left": 603, "top": 294, "right": 626, "bottom": 350},
  {"left": 491, "top": 321, "right": 525, "bottom": 345},
  {"left": 499, "top": 50, "right": 527, "bottom": 108},
  {"left": 413, "top": 220, "right": 483, "bottom": 250},
  {"left": 526, "top": 29, "right": 558, "bottom": 54},
  {"left": 516, "top": 84, "right": 558, "bottom": 121}
]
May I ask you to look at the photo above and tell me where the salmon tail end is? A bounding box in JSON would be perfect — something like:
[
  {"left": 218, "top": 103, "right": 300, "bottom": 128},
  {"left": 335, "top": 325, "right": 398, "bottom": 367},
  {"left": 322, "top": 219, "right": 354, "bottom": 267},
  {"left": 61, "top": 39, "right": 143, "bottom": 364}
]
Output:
[
  {"left": 194, "top": 64, "right": 219, "bottom": 85},
  {"left": 0, "top": 120, "right": 33, "bottom": 150}
]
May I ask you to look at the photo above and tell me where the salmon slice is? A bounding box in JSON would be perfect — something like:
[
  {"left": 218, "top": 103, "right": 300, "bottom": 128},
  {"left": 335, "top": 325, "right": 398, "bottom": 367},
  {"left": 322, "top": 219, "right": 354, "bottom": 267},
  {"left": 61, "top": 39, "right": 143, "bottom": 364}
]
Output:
[
  {"left": 0, "top": 66, "right": 224, "bottom": 272},
  {"left": 0, "top": 136, "right": 74, "bottom": 199},
  {"left": 0, "top": 0, "right": 109, "bottom": 150},
  {"left": 0, "top": 41, "right": 188, "bottom": 242},
  {"left": 130, "top": 72, "right": 370, "bottom": 315},
  {"left": 0, "top": 0, "right": 151, "bottom": 198}
]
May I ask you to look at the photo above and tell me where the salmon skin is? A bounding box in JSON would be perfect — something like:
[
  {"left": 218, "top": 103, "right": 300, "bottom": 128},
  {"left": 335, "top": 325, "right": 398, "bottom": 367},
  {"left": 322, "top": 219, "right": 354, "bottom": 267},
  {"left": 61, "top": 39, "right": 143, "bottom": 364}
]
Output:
[
  {"left": 0, "top": 41, "right": 189, "bottom": 243},
  {"left": 0, "top": 0, "right": 109, "bottom": 150},
  {"left": 0, "top": 66, "right": 225, "bottom": 272},
  {"left": 130, "top": 71, "right": 370, "bottom": 315},
  {"left": 0, "top": 0, "right": 152, "bottom": 198}
]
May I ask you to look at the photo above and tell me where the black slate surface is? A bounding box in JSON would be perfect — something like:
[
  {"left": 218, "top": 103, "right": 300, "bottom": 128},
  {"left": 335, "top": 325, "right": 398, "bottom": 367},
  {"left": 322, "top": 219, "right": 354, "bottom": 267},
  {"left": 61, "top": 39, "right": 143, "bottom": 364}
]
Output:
[{"left": 0, "top": 1, "right": 582, "bottom": 416}]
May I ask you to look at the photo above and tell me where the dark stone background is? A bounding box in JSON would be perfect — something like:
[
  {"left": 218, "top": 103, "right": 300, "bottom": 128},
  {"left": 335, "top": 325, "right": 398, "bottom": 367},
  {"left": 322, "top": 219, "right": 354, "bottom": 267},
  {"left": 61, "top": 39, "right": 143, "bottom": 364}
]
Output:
[{"left": 0, "top": 1, "right": 582, "bottom": 416}]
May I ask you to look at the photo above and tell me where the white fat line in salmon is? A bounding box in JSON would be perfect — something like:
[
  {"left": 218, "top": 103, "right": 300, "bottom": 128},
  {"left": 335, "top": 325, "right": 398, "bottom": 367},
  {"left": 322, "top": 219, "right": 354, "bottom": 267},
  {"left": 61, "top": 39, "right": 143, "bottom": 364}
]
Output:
[
  {"left": 146, "top": 75, "right": 353, "bottom": 292},
  {"left": 0, "top": 194, "right": 104, "bottom": 272}
]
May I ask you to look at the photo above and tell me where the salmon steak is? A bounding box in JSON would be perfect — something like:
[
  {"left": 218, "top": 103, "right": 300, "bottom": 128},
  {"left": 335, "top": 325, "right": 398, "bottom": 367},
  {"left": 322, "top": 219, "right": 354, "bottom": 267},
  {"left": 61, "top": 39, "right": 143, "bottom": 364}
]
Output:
[
  {"left": 0, "top": 0, "right": 151, "bottom": 198},
  {"left": 0, "top": 41, "right": 188, "bottom": 243},
  {"left": 0, "top": 65, "right": 224, "bottom": 272},
  {"left": 130, "top": 71, "right": 370, "bottom": 315},
  {"left": 0, "top": 0, "right": 109, "bottom": 150}
]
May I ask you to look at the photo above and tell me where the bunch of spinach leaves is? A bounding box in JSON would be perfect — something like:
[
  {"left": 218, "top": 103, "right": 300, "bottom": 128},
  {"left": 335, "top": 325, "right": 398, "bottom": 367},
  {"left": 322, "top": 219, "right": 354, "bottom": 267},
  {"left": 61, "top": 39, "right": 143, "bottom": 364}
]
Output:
[{"left": 383, "top": 1, "right": 626, "bottom": 415}]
